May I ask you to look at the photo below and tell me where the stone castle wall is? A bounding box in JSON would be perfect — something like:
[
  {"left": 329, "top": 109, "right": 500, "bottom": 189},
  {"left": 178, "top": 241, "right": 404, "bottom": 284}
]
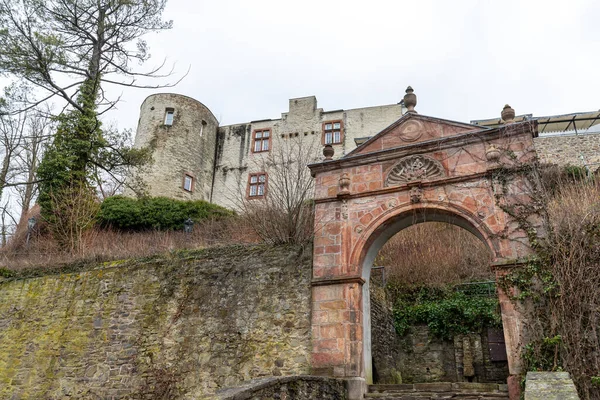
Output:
[
  {"left": 215, "top": 376, "right": 348, "bottom": 400},
  {"left": 128, "top": 93, "right": 219, "bottom": 201},
  {"left": 129, "top": 93, "right": 600, "bottom": 210},
  {"left": 534, "top": 133, "right": 600, "bottom": 169},
  {"left": 130, "top": 94, "right": 403, "bottom": 210},
  {"left": 211, "top": 97, "right": 404, "bottom": 210},
  {"left": 0, "top": 245, "right": 313, "bottom": 399}
]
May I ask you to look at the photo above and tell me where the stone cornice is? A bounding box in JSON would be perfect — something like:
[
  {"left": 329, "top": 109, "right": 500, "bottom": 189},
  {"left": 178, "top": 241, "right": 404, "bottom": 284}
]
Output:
[
  {"left": 308, "top": 121, "right": 538, "bottom": 176},
  {"left": 313, "top": 170, "right": 500, "bottom": 203},
  {"left": 490, "top": 258, "right": 532, "bottom": 270},
  {"left": 311, "top": 275, "right": 366, "bottom": 287}
]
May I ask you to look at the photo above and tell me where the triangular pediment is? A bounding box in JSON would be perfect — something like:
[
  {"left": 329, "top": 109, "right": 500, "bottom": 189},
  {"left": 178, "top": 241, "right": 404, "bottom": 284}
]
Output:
[{"left": 346, "top": 113, "right": 488, "bottom": 157}]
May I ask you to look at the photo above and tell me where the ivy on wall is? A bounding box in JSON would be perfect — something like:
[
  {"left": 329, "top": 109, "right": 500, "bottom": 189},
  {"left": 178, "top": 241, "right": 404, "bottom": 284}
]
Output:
[
  {"left": 391, "top": 286, "right": 502, "bottom": 340},
  {"left": 490, "top": 153, "right": 600, "bottom": 397}
]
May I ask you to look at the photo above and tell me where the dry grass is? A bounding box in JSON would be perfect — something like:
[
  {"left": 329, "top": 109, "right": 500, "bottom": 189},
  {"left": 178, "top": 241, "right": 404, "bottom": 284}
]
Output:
[
  {"left": 0, "top": 216, "right": 258, "bottom": 271},
  {"left": 376, "top": 222, "right": 494, "bottom": 287},
  {"left": 541, "top": 180, "right": 600, "bottom": 399}
]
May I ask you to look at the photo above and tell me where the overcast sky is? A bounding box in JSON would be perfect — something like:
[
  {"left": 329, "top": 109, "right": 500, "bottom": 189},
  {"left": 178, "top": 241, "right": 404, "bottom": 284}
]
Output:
[{"left": 105, "top": 0, "right": 600, "bottom": 131}]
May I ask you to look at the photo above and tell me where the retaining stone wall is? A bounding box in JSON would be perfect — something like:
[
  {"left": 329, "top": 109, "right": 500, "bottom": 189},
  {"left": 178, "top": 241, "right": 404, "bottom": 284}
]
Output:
[
  {"left": 534, "top": 134, "right": 600, "bottom": 168},
  {"left": 370, "top": 285, "right": 508, "bottom": 384},
  {"left": 214, "top": 376, "right": 347, "bottom": 400},
  {"left": 0, "top": 245, "right": 312, "bottom": 399}
]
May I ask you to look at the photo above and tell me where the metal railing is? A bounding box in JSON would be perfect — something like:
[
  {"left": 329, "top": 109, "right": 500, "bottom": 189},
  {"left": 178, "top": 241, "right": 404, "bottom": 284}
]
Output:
[{"left": 453, "top": 280, "right": 497, "bottom": 297}]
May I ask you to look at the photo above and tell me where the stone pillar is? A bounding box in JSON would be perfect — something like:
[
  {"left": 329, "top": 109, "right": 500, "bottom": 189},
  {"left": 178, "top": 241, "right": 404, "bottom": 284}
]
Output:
[
  {"left": 311, "top": 199, "right": 366, "bottom": 400},
  {"left": 311, "top": 279, "right": 364, "bottom": 378},
  {"left": 495, "top": 266, "right": 527, "bottom": 400}
]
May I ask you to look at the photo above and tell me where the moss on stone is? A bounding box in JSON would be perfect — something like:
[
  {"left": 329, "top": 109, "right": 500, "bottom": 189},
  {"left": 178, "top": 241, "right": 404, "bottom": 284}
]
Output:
[{"left": 0, "top": 244, "right": 313, "bottom": 399}]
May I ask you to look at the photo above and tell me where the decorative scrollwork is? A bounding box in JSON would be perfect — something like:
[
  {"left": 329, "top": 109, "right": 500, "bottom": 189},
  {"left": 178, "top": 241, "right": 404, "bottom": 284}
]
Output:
[{"left": 385, "top": 155, "right": 444, "bottom": 186}]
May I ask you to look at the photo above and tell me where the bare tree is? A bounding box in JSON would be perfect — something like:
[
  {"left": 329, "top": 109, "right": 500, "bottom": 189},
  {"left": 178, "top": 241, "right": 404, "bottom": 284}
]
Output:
[
  {"left": 0, "top": 201, "right": 18, "bottom": 246},
  {"left": 89, "top": 125, "right": 151, "bottom": 200},
  {"left": 0, "top": 0, "right": 175, "bottom": 249},
  {"left": 237, "top": 137, "right": 320, "bottom": 245},
  {"left": 13, "top": 107, "right": 53, "bottom": 225},
  {"left": 0, "top": 110, "right": 26, "bottom": 201},
  {"left": 0, "top": 0, "right": 180, "bottom": 114}
]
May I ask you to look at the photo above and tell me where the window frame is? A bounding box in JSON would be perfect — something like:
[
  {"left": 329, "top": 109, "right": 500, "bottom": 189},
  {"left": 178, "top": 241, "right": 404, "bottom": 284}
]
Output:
[
  {"left": 322, "top": 120, "right": 344, "bottom": 145},
  {"left": 182, "top": 173, "right": 195, "bottom": 193},
  {"left": 252, "top": 129, "right": 272, "bottom": 153},
  {"left": 247, "top": 172, "right": 268, "bottom": 199},
  {"left": 164, "top": 108, "right": 175, "bottom": 126},
  {"left": 200, "top": 120, "right": 207, "bottom": 137}
]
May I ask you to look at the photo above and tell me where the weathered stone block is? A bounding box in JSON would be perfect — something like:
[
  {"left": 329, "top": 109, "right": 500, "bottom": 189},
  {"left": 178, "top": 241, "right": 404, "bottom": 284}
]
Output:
[{"left": 524, "top": 372, "right": 579, "bottom": 400}]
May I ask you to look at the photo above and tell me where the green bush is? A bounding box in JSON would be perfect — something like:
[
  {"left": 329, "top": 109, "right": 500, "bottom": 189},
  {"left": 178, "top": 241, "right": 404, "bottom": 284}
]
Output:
[
  {"left": 523, "top": 335, "right": 562, "bottom": 372},
  {"left": 98, "top": 196, "right": 233, "bottom": 230},
  {"left": 391, "top": 287, "right": 502, "bottom": 340}
]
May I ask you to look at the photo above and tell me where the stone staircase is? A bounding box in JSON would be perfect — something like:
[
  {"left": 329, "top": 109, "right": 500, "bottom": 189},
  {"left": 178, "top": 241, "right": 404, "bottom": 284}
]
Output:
[{"left": 365, "top": 382, "right": 509, "bottom": 399}]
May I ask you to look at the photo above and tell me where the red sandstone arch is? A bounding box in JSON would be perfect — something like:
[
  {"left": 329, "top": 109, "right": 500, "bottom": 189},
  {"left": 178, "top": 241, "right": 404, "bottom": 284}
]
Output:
[
  {"left": 353, "top": 203, "right": 498, "bottom": 267},
  {"left": 308, "top": 112, "right": 542, "bottom": 400},
  {"left": 354, "top": 205, "right": 495, "bottom": 384}
]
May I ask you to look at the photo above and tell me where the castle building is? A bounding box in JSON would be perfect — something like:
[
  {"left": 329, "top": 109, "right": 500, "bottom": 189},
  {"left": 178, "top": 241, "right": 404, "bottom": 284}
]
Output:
[{"left": 129, "top": 89, "right": 600, "bottom": 209}]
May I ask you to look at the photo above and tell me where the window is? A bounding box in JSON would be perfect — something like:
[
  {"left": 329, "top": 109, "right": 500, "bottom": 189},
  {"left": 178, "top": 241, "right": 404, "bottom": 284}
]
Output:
[
  {"left": 248, "top": 173, "right": 267, "bottom": 198},
  {"left": 183, "top": 174, "right": 194, "bottom": 192},
  {"left": 200, "top": 120, "right": 207, "bottom": 137},
  {"left": 164, "top": 108, "right": 174, "bottom": 126},
  {"left": 323, "top": 121, "right": 343, "bottom": 144},
  {"left": 252, "top": 129, "right": 271, "bottom": 153}
]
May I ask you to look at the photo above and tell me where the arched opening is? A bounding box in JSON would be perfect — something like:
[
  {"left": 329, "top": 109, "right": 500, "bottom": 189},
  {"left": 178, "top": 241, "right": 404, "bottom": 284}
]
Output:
[{"left": 359, "top": 207, "right": 506, "bottom": 384}]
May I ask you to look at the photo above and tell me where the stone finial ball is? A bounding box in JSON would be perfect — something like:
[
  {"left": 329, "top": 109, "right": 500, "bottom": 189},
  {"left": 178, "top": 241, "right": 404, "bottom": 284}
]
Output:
[
  {"left": 501, "top": 104, "right": 515, "bottom": 123},
  {"left": 404, "top": 86, "right": 417, "bottom": 113},
  {"left": 323, "top": 144, "right": 334, "bottom": 160}
]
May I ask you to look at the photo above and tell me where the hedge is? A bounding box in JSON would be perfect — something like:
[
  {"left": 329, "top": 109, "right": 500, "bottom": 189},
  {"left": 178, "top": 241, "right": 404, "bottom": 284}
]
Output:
[{"left": 98, "top": 196, "right": 233, "bottom": 230}]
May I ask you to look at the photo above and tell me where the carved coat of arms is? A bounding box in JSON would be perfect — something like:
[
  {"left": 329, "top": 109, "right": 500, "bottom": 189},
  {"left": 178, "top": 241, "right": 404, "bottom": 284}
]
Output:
[{"left": 385, "top": 155, "right": 444, "bottom": 186}]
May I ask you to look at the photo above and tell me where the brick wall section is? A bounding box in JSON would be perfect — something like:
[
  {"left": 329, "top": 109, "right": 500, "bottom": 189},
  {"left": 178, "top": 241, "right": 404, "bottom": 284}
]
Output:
[
  {"left": 311, "top": 282, "right": 363, "bottom": 378},
  {"left": 0, "top": 245, "right": 312, "bottom": 399}
]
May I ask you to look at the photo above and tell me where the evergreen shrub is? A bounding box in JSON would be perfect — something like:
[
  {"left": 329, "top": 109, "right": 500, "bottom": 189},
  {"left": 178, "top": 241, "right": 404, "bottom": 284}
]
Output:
[{"left": 99, "top": 196, "right": 233, "bottom": 231}]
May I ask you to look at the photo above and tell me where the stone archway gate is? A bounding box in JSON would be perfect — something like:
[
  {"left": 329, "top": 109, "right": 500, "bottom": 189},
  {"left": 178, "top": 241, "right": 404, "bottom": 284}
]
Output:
[{"left": 307, "top": 105, "right": 542, "bottom": 399}]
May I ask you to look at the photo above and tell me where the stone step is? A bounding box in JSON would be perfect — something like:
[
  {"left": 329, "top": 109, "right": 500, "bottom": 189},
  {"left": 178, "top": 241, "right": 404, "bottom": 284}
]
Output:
[
  {"left": 369, "top": 383, "right": 507, "bottom": 393},
  {"left": 365, "top": 382, "right": 509, "bottom": 399},
  {"left": 365, "top": 394, "right": 508, "bottom": 399}
]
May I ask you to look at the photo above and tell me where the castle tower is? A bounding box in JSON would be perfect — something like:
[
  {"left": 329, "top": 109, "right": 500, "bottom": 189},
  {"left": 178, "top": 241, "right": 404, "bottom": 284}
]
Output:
[{"left": 129, "top": 93, "right": 219, "bottom": 201}]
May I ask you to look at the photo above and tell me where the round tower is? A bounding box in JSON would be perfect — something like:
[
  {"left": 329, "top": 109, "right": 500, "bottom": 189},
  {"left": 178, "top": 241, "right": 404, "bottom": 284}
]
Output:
[{"left": 129, "top": 93, "right": 219, "bottom": 202}]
